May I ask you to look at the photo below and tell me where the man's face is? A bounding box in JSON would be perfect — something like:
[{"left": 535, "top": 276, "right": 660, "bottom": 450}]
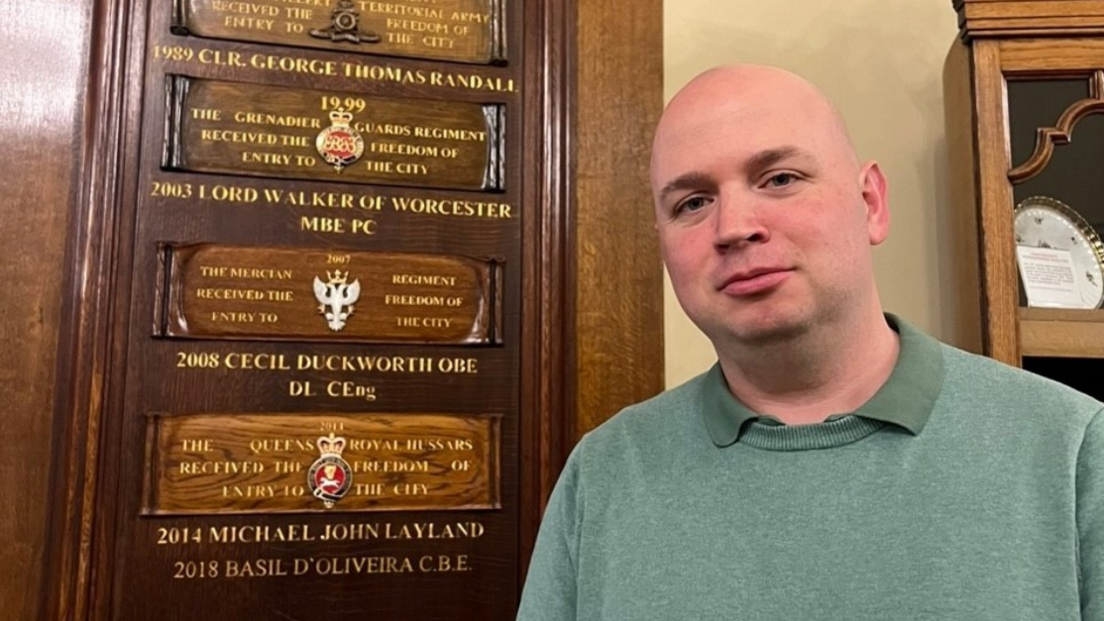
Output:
[{"left": 650, "top": 70, "right": 888, "bottom": 347}]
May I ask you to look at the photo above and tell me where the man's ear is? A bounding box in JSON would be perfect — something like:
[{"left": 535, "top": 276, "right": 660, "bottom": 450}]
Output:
[{"left": 860, "top": 161, "right": 889, "bottom": 246}]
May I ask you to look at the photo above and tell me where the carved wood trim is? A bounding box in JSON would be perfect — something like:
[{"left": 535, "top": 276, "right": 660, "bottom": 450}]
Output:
[
  {"left": 41, "top": 0, "right": 135, "bottom": 617},
  {"left": 956, "top": 0, "right": 1104, "bottom": 39},
  {"left": 941, "top": 40, "right": 986, "bottom": 353},
  {"left": 1008, "top": 70, "right": 1104, "bottom": 183},
  {"left": 972, "top": 40, "right": 1024, "bottom": 365},
  {"left": 518, "top": 0, "right": 574, "bottom": 585}
]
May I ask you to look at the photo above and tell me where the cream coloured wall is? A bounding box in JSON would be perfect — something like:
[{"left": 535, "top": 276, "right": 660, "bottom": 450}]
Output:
[{"left": 663, "top": 0, "right": 965, "bottom": 387}]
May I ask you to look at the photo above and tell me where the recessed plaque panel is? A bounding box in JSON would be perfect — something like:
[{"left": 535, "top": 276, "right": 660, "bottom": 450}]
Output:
[
  {"left": 162, "top": 75, "right": 505, "bottom": 190},
  {"left": 171, "top": 0, "right": 506, "bottom": 64},
  {"left": 154, "top": 243, "right": 503, "bottom": 344},
  {"left": 144, "top": 412, "right": 502, "bottom": 514}
]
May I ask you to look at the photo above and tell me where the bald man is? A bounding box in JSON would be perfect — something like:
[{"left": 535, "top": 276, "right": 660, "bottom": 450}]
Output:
[{"left": 517, "top": 66, "right": 1104, "bottom": 620}]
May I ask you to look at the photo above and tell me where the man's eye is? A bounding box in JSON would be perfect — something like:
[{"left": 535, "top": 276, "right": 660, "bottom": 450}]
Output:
[
  {"left": 676, "top": 196, "right": 710, "bottom": 213},
  {"left": 765, "top": 173, "right": 798, "bottom": 188}
]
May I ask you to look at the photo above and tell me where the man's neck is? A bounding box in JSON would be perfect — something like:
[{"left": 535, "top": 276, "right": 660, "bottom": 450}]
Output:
[{"left": 717, "top": 312, "right": 900, "bottom": 426}]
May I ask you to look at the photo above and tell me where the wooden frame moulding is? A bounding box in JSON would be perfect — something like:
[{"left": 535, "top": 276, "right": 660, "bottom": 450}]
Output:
[
  {"left": 956, "top": 0, "right": 1104, "bottom": 40},
  {"left": 999, "top": 39, "right": 1104, "bottom": 359}
]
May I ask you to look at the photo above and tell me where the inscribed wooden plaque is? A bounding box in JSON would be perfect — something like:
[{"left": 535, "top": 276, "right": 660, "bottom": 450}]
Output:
[
  {"left": 171, "top": 0, "right": 506, "bottom": 64},
  {"left": 162, "top": 75, "right": 505, "bottom": 190},
  {"left": 154, "top": 243, "right": 503, "bottom": 344},
  {"left": 144, "top": 412, "right": 502, "bottom": 514}
]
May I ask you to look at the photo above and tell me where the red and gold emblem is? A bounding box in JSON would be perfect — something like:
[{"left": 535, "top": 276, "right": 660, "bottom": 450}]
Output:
[
  {"left": 315, "top": 108, "right": 364, "bottom": 172},
  {"left": 307, "top": 432, "right": 353, "bottom": 508}
]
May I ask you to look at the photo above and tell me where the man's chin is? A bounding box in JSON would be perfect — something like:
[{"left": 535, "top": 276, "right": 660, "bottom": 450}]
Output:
[{"left": 703, "top": 313, "right": 812, "bottom": 348}]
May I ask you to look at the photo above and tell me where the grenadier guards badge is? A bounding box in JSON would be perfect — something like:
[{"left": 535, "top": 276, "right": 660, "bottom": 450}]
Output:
[
  {"left": 315, "top": 108, "right": 364, "bottom": 172},
  {"left": 308, "top": 432, "right": 353, "bottom": 509}
]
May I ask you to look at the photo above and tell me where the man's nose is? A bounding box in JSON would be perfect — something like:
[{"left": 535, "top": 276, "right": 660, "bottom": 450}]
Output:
[{"left": 713, "top": 192, "right": 770, "bottom": 250}]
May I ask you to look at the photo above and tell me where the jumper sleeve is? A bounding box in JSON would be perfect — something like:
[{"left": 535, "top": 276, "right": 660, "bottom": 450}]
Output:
[
  {"left": 1078, "top": 407, "right": 1104, "bottom": 620},
  {"left": 516, "top": 446, "right": 584, "bottom": 621}
]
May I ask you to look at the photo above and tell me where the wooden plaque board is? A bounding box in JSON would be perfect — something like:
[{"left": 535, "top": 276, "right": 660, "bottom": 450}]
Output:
[
  {"left": 143, "top": 412, "right": 502, "bottom": 515},
  {"left": 171, "top": 0, "right": 507, "bottom": 64},
  {"left": 13, "top": 0, "right": 664, "bottom": 618},
  {"left": 162, "top": 75, "right": 505, "bottom": 190},
  {"left": 153, "top": 243, "right": 503, "bottom": 344},
  {"left": 81, "top": 0, "right": 524, "bottom": 618}
]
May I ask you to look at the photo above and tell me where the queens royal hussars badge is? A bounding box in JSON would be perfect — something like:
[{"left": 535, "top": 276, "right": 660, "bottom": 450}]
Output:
[
  {"left": 315, "top": 108, "right": 364, "bottom": 172},
  {"left": 308, "top": 432, "right": 353, "bottom": 509}
]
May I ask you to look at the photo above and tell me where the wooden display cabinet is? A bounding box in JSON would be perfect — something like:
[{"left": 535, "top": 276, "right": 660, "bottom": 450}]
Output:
[{"left": 945, "top": 0, "right": 1104, "bottom": 396}]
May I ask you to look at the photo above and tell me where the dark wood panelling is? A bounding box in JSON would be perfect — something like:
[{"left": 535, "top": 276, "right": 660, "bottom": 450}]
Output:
[
  {"left": 0, "top": 0, "right": 91, "bottom": 618},
  {"left": 573, "top": 0, "right": 665, "bottom": 438}
]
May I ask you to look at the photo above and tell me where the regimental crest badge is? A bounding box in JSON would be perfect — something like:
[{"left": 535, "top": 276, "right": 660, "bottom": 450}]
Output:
[
  {"left": 308, "top": 432, "right": 353, "bottom": 509},
  {"left": 313, "top": 270, "right": 361, "bottom": 331},
  {"left": 308, "top": 0, "right": 381, "bottom": 45},
  {"left": 315, "top": 108, "right": 364, "bottom": 172}
]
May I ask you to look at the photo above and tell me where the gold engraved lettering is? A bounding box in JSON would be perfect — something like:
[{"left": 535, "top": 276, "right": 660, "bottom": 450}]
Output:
[
  {"left": 196, "top": 288, "right": 266, "bottom": 300},
  {"left": 274, "top": 460, "right": 304, "bottom": 473},
  {"left": 199, "top": 521, "right": 485, "bottom": 544},
  {"left": 180, "top": 461, "right": 265, "bottom": 475},
  {"left": 233, "top": 111, "right": 322, "bottom": 129},
  {"left": 191, "top": 108, "right": 221, "bottom": 121},
  {"left": 224, "top": 559, "right": 290, "bottom": 578},
  {"left": 248, "top": 438, "right": 316, "bottom": 454},
  {"left": 306, "top": 555, "right": 414, "bottom": 575},
  {"left": 383, "top": 294, "right": 463, "bottom": 307},
  {"left": 326, "top": 380, "right": 377, "bottom": 400},
  {"left": 368, "top": 142, "right": 439, "bottom": 157},
  {"left": 411, "top": 126, "right": 485, "bottom": 141},
  {"left": 289, "top": 379, "right": 316, "bottom": 397},
  {"left": 358, "top": 2, "right": 443, "bottom": 18},
  {"left": 176, "top": 351, "right": 222, "bottom": 368},
  {"left": 389, "top": 196, "right": 513, "bottom": 219},
  {"left": 171, "top": 350, "right": 476, "bottom": 375},
  {"left": 221, "top": 484, "right": 278, "bottom": 497},
  {"left": 151, "top": 181, "right": 194, "bottom": 199},
  {"left": 208, "top": 311, "right": 278, "bottom": 323},
  {"left": 418, "top": 554, "right": 471, "bottom": 573},
  {"left": 295, "top": 354, "right": 437, "bottom": 373},
  {"left": 241, "top": 151, "right": 292, "bottom": 165},
  {"left": 224, "top": 353, "right": 291, "bottom": 370},
  {"left": 208, "top": 524, "right": 317, "bottom": 543},
  {"left": 349, "top": 460, "right": 429, "bottom": 473},
  {"left": 249, "top": 53, "right": 337, "bottom": 75},
  {"left": 196, "top": 49, "right": 246, "bottom": 66},
  {"left": 200, "top": 128, "right": 279, "bottom": 144},
  {"left": 181, "top": 439, "right": 213, "bottom": 452},
  {"left": 157, "top": 526, "right": 203, "bottom": 544},
  {"left": 353, "top": 122, "right": 411, "bottom": 136},
  {"left": 286, "top": 190, "right": 356, "bottom": 208},
  {"left": 199, "top": 184, "right": 259, "bottom": 202},
  {"left": 173, "top": 560, "right": 219, "bottom": 579},
  {"left": 391, "top": 274, "right": 457, "bottom": 287},
  {"left": 209, "top": 0, "right": 281, "bottom": 16},
  {"left": 156, "top": 43, "right": 514, "bottom": 91},
  {"left": 222, "top": 15, "right": 276, "bottom": 30},
  {"left": 395, "top": 316, "right": 452, "bottom": 328},
  {"left": 300, "top": 216, "right": 346, "bottom": 233}
]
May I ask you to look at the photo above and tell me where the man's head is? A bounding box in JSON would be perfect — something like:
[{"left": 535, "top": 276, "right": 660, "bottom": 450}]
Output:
[{"left": 650, "top": 65, "right": 890, "bottom": 351}]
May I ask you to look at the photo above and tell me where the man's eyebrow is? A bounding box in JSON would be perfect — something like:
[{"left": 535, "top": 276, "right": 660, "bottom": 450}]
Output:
[
  {"left": 746, "top": 146, "right": 804, "bottom": 174},
  {"left": 657, "top": 147, "right": 810, "bottom": 203},
  {"left": 658, "top": 172, "right": 712, "bottom": 204}
]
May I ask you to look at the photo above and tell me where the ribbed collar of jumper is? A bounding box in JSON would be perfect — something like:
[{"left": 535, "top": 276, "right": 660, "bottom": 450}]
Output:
[{"left": 702, "top": 314, "right": 945, "bottom": 451}]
